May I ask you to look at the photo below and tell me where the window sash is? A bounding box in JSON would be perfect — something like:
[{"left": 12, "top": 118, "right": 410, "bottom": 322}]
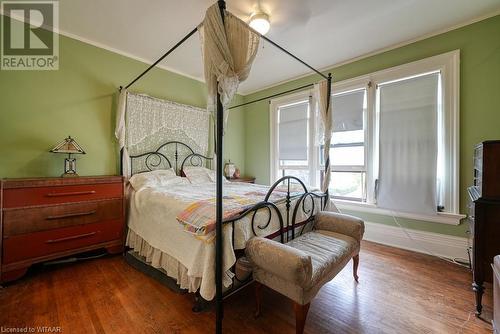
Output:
[
  {"left": 327, "top": 170, "right": 367, "bottom": 202},
  {"left": 320, "top": 143, "right": 367, "bottom": 170}
]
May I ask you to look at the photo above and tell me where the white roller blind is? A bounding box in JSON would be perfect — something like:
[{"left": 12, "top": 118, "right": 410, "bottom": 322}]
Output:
[
  {"left": 279, "top": 102, "right": 308, "bottom": 160},
  {"left": 377, "top": 72, "right": 439, "bottom": 215},
  {"left": 332, "top": 90, "right": 364, "bottom": 132}
]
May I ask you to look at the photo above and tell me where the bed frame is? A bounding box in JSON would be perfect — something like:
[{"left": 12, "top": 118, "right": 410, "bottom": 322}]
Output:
[{"left": 125, "top": 140, "right": 328, "bottom": 308}]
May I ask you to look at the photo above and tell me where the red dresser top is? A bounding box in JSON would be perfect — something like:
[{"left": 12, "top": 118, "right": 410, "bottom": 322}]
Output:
[{"left": 1, "top": 176, "right": 123, "bottom": 189}]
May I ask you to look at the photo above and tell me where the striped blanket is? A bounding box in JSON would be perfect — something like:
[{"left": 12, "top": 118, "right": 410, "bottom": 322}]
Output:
[{"left": 176, "top": 186, "right": 303, "bottom": 239}]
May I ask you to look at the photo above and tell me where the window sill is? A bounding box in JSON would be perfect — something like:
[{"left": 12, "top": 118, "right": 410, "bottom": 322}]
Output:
[{"left": 333, "top": 199, "right": 466, "bottom": 226}]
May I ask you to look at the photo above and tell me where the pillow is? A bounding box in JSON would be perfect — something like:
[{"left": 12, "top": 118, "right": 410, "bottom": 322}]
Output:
[
  {"left": 183, "top": 166, "right": 229, "bottom": 184},
  {"left": 208, "top": 170, "right": 229, "bottom": 183},
  {"left": 129, "top": 169, "right": 184, "bottom": 190},
  {"left": 182, "top": 166, "right": 213, "bottom": 184}
]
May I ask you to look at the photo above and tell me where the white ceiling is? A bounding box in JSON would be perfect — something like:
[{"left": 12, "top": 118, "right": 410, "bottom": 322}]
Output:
[{"left": 59, "top": 0, "right": 500, "bottom": 95}]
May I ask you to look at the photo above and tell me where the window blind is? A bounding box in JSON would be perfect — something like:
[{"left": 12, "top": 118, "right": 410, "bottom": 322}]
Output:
[
  {"left": 377, "top": 72, "right": 439, "bottom": 215},
  {"left": 332, "top": 90, "right": 364, "bottom": 132},
  {"left": 279, "top": 102, "right": 308, "bottom": 160}
]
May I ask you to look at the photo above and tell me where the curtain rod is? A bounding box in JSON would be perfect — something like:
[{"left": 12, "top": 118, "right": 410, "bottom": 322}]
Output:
[
  {"left": 228, "top": 83, "right": 314, "bottom": 109},
  {"left": 258, "top": 35, "right": 328, "bottom": 80},
  {"left": 120, "top": 27, "right": 198, "bottom": 91}
]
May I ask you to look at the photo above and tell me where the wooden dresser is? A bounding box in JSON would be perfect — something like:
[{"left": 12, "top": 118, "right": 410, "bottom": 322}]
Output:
[
  {"left": 467, "top": 140, "right": 500, "bottom": 316},
  {"left": 0, "top": 176, "right": 124, "bottom": 283}
]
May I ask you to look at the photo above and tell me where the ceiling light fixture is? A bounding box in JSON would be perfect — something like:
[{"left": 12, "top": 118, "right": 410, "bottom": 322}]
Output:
[{"left": 249, "top": 11, "right": 270, "bottom": 35}]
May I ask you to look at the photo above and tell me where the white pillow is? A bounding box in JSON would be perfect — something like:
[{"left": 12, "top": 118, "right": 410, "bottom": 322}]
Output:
[
  {"left": 183, "top": 166, "right": 229, "bottom": 184},
  {"left": 183, "top": 166, "right": 213, "bottom": 184},
  {"left": 129, "top": 169, "right": 184, "bottom": 190}
]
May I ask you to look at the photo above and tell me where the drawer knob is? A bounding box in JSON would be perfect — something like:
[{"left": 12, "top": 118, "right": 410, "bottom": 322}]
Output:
[
  {"left": 46, "top": 190, "right": 96, "bottom": 197},
  {"left": 46, "top": 210, "right": 97, "bottom": 220},
  {"left": 45, "top": 231, "right": 98, "bottom": 244}
]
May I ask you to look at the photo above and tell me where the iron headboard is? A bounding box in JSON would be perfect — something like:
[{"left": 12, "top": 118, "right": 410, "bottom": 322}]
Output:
[{"left": 128, "top": 140, "right": 213, "bottom": 176}]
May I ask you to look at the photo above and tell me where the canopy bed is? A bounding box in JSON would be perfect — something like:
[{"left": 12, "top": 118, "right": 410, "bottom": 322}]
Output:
[
  {"left": 116, "top": 1, "right": 339, "bottom": 332},
  {"left": 124, "top": 139, "right": 326, "bottom": 301}
]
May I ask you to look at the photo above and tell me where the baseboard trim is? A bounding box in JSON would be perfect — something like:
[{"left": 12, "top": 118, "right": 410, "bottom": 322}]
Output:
[{"left": 363, "top": 221, "right": 469, "bottom": 261}]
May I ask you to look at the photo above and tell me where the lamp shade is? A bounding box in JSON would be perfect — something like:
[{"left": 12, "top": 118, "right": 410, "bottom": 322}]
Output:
[{"left": 50, "top": 136, "right": 85, "bottom": 154}]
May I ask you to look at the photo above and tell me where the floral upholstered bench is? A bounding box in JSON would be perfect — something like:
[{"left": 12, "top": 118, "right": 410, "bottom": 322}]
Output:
[{"left": 245, "top": 211, "right": 365, "bottom": 334}]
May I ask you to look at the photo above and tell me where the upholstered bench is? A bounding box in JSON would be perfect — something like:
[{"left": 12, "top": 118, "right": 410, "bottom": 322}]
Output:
[{"left": 245, "top": 211, "right": 364, "bottom": 334}]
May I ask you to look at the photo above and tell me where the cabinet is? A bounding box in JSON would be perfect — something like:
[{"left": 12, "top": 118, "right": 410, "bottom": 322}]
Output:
[
  {"left": 1, "top": 176, "right": 125, "bottom": 283},
  {"left": 467, "top": 141, "right": 500, "bottom": 315}
]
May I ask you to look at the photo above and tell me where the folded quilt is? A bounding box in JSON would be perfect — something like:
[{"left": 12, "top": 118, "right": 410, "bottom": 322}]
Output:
[
  {"left": 176, "top": 185, "right": 305, "bottom": 239},
  {"left": 177, "top": 195, "right": 258, "bottom": 239}
]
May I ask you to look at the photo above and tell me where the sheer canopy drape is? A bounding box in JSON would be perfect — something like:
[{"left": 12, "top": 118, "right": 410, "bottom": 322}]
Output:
[
  {"left": 198, "top": 3, "right": 260, "bottom": 120},
  {"left": 315, "top": 80, "right": 335, "bottom": 211},
  {"left": 115, "top": 89, "right": 130, "bottom": 177}
]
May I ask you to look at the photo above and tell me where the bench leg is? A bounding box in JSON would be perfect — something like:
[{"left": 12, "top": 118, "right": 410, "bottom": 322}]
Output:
[
  {"left": 293, "top": 302, "right": 310, "bottom": 334},
  {"left": 254, "top": 282, "right": 262, "bottom": 318},
  {"left": 353, "top": 254, "right": 359, "bottom": 282}
]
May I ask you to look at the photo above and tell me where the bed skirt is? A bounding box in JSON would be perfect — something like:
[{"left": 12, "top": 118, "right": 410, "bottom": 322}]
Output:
[{"left": 126, "top": 229, "right": 203, "bottom": 294}]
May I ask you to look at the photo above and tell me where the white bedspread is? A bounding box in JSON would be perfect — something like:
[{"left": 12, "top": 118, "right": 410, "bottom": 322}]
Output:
[{"left": 127, "top": 182, "right": 320, "bottom": 300}]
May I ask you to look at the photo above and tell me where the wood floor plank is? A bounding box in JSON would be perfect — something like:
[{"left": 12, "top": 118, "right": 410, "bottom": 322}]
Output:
[{"left": 0, "top": 241, "right": 494, "bottom": 333}]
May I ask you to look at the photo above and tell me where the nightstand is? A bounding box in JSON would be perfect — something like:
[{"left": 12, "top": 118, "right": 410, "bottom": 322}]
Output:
[
  {"left": 227, "top": 176, "right": 256, "bottom": 184},
  {"left": 0, "top": 176, "right": 125, "bottom": 283}
]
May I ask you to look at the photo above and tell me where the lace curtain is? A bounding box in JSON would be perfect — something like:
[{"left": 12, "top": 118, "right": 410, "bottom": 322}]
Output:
[
  {"left": 115, "top": 90, "right": 210, "bottom": 177},
  {"left": 198, "top": 3, "right": 260, "bottom": 120},
  {"left": 315, "top": 80, "right": 334, "bottom": 210}
]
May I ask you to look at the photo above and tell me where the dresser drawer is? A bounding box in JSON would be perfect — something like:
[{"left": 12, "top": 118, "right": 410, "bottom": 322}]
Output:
[
  {"left": 3, "top": 183, "right": 122, "bottom": 208},
  {"left": 3, "top": 199, "right": 123, "bottom": 237},
  {"left": 2, "top": 219, "right": 123, "bottom": 264}
]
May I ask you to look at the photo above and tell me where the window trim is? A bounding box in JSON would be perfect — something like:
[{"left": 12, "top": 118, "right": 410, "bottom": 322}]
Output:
[
  {"left": 368, "top": 50, "right": 461, "bottom": 214},
  {"left": 334, "top": 200, "right": 465, "bottom": 225},
  {"left": 328, "top": 81, "right": 370, "bottom": 201}
]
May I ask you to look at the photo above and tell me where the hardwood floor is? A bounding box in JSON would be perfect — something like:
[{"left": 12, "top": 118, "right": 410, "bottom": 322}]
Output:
[{"left": 0, "top": 241, "right": 493, "bottom": 333}]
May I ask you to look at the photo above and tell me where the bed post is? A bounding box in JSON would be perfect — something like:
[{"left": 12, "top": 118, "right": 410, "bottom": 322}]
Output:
[{"left": 215, "top": 2, "right": 226, "bottom": 334}]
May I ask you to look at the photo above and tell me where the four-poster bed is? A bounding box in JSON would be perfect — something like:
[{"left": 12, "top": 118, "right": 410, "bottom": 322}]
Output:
[
  {"left": 117, "top": 1, "right": 339, "bottom": 332},
  {"left": 124, "top": 139, "right": 327, "bottom": 301}
]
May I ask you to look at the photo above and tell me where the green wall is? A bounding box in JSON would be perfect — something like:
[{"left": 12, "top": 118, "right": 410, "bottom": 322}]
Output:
[
  {"left": 2, "top": 15, "right": 499, "bottom": 238},
  {"left": 0, "top": 31, "right": 246, "bottom": 178},
  {"left": 243, "top": 15, "right": 500, "bottom": 237}
]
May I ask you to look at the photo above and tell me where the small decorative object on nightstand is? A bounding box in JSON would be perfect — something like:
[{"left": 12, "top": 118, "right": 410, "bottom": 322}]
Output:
[
  {"left": 0, "top": 176, "right": 125, "bottom": 283},
  {"left": 234, "top": 167, "right": 241, "bottom": 179},
  {"left": 50, "top": 136, "right": 85, "bottom": 177},
  {"left": 224, "top": 160, "right": 236, "bottom": 179},
  {"left": 227, "top": 176, "right": 256, "bottom": 184}
]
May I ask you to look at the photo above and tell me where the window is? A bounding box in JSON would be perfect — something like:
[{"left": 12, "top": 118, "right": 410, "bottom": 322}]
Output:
[
  {"left": 376, "top": 72, "right": 441, "bottom": 214},
  {"left": 277, "top": 100, "right": 311, "bottom": 184},
  {"left": 270, "top": 50, "right": 461, "bottom": 224},
  {"left": 326, "top": 88, "right": 367, "bottom": 201}
]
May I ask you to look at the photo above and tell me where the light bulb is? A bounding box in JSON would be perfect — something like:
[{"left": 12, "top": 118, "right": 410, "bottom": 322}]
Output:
[{"left": 249, "top": 12, "right": 270, "bottom": 35}]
